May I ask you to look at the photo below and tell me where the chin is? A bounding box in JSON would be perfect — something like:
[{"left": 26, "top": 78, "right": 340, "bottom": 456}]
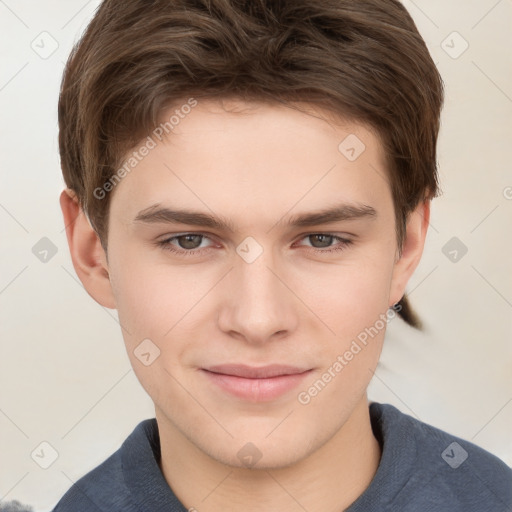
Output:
[
  {"left": 197, "top": 424, "right": 323, "bottom": 471},
  {"left": 211, "top": 442, "right": 314, "bottom": 471}
]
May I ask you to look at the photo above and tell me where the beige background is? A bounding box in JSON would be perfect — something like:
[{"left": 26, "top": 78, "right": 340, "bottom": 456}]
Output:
[{"left": 0, "top": 0, "right": 511, "bottom": 510}]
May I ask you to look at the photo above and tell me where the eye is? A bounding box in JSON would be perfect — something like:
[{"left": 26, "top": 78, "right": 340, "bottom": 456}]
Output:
[
  {"left": 296, "top": 233, "right": 353, "bottom": 253},
  {"left": 156, "top": 233, "right": 215, "bottom": 255}
]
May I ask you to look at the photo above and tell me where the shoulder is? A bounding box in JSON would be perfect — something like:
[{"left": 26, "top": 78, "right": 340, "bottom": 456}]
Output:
[
  {"left": 51, "top": 450, "right": 129, "bottom": 511},
  {"left": 370, "top": 402, "right": 512, "bottom": 512},
  {"left": 51, "top": 419, "right": 157, "bottom": 512}
]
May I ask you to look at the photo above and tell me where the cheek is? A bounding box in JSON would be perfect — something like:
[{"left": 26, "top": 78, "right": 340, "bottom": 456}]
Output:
[
  {"left": 295, "top": 268, "right": 391, "bottom": 418},
  {"left": 108, "top": 248, "right": 226, "bottom": 385},
  {"left": 108, "top": 255, "right": 206, "bottom": 402},
  {"left": 296, "top": 252, "right": 394, "bottom": 342},
  {"left": 110, "top": 248, "right": 205, "bottom": 334}
]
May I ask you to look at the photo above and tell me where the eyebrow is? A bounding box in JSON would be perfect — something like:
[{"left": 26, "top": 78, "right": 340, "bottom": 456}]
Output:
[{"left": 133, "top": 202, "right": 377, "bottom": 232}]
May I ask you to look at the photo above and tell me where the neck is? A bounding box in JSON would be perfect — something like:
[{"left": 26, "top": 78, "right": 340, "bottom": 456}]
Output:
[{"left": 157, "top": 395, "right": 381, "bottom": 512}]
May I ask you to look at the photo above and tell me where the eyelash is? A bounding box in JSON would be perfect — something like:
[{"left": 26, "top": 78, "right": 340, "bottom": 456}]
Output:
[{"left": 156, "top": 233, "right": 354, "bottom": 256}]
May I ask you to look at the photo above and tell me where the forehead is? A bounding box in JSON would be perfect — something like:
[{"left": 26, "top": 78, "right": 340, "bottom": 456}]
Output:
[{"left": 109, "top": 98, "right": 392, "bottom": 227}]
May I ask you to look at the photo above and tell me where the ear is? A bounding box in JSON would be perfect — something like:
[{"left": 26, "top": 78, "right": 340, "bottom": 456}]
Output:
[
  {"left": 60, "top": 188, "right": 116, "bottom": 309},
  {"left": 389, "top": 200, "right": 430, "bottom": 307}
]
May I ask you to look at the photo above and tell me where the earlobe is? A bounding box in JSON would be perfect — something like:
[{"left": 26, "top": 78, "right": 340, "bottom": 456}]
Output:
[
  {"left": 389, "top": 201, "right": 430, "bottom": 307},
  {"left": 60, "top": 188, "right": 116, "bottom": 309}
]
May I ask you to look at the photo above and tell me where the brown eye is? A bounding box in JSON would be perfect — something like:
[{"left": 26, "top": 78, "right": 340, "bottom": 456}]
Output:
[
  {"left": 157, "top": 233, "right": 214, "bottom": 255},
  {"left": 175, "top": 234, "right": 204, "bottom": 249},
  {"left": 296, "top": 233, "right": 354, "bottom": 254},
  {"left": 308, "top": 234, "right": 335, "bottom": 248}
]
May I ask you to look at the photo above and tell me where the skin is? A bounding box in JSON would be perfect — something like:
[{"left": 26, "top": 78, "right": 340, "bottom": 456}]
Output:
[{"left": 61, "top": 98, "right": 430, "bottom": 512}]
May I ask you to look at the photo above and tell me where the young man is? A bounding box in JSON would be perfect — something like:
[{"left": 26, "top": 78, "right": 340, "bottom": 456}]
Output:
[{"left": 53, "top": 0, "right": 512, "bottom": 510}]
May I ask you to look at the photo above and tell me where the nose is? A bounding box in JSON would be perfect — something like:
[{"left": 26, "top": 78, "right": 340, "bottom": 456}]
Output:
[{"left": 217, "top": 249, "right": 299, "bottom": 345}]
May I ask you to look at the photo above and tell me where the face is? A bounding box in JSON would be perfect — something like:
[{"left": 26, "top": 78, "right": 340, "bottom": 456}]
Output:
[{"left": 85, "top": 99, "right": 418, "bottom": 468}]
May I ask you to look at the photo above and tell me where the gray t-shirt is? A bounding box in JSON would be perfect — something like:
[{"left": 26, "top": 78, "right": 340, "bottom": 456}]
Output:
[{"left": 51, "top": 402, "right": 512, "bottom": 511}]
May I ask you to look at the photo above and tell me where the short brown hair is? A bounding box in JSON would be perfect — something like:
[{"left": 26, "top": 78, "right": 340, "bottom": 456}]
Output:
[{"left": 58, "top": 0, "right": 444, "bottom": 328}]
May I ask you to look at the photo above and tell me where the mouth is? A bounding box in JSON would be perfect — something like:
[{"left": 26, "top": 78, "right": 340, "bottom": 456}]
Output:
[{"left": 200, "top": 364, "right": 313, "bottom": 402}]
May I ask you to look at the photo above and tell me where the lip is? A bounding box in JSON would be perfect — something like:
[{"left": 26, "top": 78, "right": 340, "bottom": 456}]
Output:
[{"left": 201, "top": 364, "right": 312, "bottom": 402}]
